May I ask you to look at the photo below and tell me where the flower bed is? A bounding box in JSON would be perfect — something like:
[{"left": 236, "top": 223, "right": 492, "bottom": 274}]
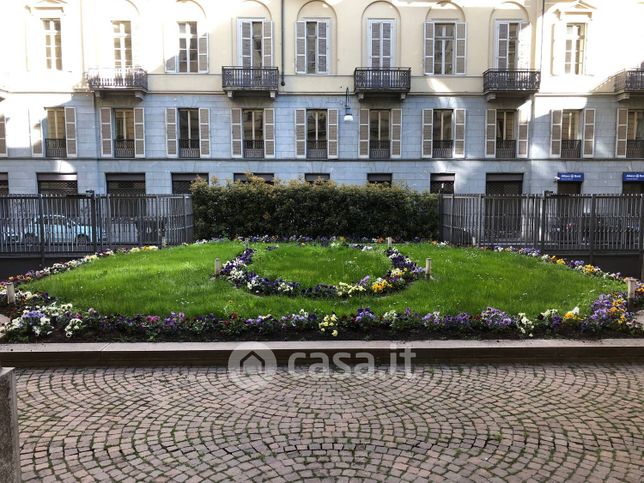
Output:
[{"left": 0, "top": 240, "right": 642, "bottom": 343}]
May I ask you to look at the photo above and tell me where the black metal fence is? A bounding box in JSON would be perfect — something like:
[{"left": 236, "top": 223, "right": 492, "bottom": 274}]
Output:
[
  {"left": 86, "top": 67, "right": 148, "bottom": 91},
  {"left": 0, "top": 194, "right": 193, "bottom": 257},
  {"left": 483, "top": 69, "right": 541, "bottom": 93},
  {"left": 354, "top": 68, "right": 411, "bottom": 93},
  {"left": 440, "top": 194, "right": 644, "bottom": 256},
  {"left": 221, "top": 67, "right": 279, "bottom": 91}
]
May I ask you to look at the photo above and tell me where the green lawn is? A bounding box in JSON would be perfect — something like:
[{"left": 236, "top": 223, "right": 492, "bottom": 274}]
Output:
[{"left": 24, "top": 242, "right": 625, "bottom": 318}]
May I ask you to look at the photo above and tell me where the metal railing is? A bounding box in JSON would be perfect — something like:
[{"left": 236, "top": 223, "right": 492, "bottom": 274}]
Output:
[
  {"left": 86, "top": 67, "right": 148, "bottom": 91},
  {"left": 496, "top": 139, "right": 516, "bottom": 159},
  {"left": 627, "top": 140, "right": 644, "bottom": 159},
  {"left": 0, "top": 194, "right": 193, "bottom": 258},
  {"left": 561, "top": 139, "right": 582, "bottom": 159},
  {"left": 354, "top": 68, "right": 411, "bottom": 93},
  {"left": 440, "top": 194, "right": 644, "bottom": 257},
  {"left": 369, "top": 140, "right": 390, "bottom": 159},
  {"left": 45, "top": 138, "right": 67, "bottom": 158},
  {"left": 114, "top": 139, "right": 135, "bottom": 158},
  {"left": 615, "top": 69, "right": 644, "bottom": 92},
  {"left": 179, "top": 138, "right": 200, "bottom": 159},
  {"left": 433, "top": 140, "right": 454, "bottom": 158},
  {"left": 306, "top": 140, "right": 328, "bottom": 159},
  {"left": 221, "top": 67, "right": 279, "bottom": 91},
  {"left": 483, "top": 69, "right": 541, "bottom": 93},
  {"left": 243, "top": 139, "right": 264, "bottom": 159}
]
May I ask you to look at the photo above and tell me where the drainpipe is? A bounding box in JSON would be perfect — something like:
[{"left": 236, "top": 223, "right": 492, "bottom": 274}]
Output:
[{"left": 280, "top": 0, "right": 285, "bottom": 86}]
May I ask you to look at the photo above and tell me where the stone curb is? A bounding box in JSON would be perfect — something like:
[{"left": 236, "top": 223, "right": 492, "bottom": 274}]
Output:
[{"left": 1, "top": 339, "right": 643, "bottom": 367}]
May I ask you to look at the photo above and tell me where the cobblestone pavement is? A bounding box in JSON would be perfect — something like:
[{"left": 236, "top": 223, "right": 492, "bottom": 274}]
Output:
[{"left": 15, "top": 363, "right": 644, "bottom": 482}]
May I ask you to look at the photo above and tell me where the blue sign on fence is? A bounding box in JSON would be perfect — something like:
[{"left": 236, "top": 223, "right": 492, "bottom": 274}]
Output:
[
  {"left": 623, "top": 172, "right": 644, "bottom": 182},
  {"left": 557, "top": 172, "right": 584, "bottom": 182}
]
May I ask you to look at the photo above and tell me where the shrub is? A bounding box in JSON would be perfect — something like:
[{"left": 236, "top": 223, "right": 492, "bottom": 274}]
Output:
[{"left": 191, "top": 178, "right": 439, "bottom": 239}]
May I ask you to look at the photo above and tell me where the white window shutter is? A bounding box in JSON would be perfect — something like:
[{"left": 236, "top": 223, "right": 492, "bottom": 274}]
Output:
[
  {"left": 99, "top": 107, "right": 112, "bottom": 158},
  {"left": 423, "top": 22, "right": 434, "bottom": 75},
  {"left": 0, "top": 114, "right": 6, "bottom": 157},
  {"left": 518, "top": 108, "right": 529, "bottom": 159},
  {"left": 455, "top": 22, "right": 466, "bottom": 75},
  {"left": 199, "top": 108, "right": 210, "bottom": 157},
  {"left": 240, "top": 20, "right": 252, "bottom": 67},
  {"left": 550, "top": 109, "right": 562, "bottom": 158},
  {"left": 485, "top": 108, "right": 496, "bottom": 158},
  {"left": 551, "top": 22, "right": 566, "bottom": 76},
  {"left": 615, "top": 108, "right": 628, "bottom": 158},
  {"left": 421, "top": 109, "right": 433, "bottom": 158},
  {"left": 369, "top": 21, "right": 379, "bottom": 68},
  {"left": 264, "top": 108, "right": 275, "bottom": 158},
  {"left": 582, "top": 108, "right": 595, "bottom": 158},
  {"left": 231, "top": 108, "right": 242, "bottom": 158},
  {"left": 64, "top": 106, "right": 77, "bottom": 158},
  {"left": 496, "top": 22, "right": 508, "bottom": 69},
  {"left": 134, "top": 107, "right": 145, "bottom": 158},
  {"left": 391, "top": 109, "right": 402, "bottom": 158},
  {"left": 518, "top": 22, "right": 530, "bottom": 69},
  {"left": 165, "top": 108, "right": 177, "bottom": 158},
  {"left": 263, "top": 21, "right": 273, "bottom": 67},
  {"left": 295, "top": 108, "right": 306, "bottom": 158},
  {"left": 164, "top": 22, "right": 177, "bottom": 73},
  {"left": 454, "top": 109, "right": 466, "bottom": 158},
  {"left": 295, "top": 21, "right": 306, "bottom": 74},
  {"left": 359, "top": 108, "right": 369, "bottom": 158},
  {"left": 327, "top": 108, "right": 338, "bottom": 159},
  {"left": 198, "top": 32, "right": 209, "bottom": 73},
  {"left": 29, "top": 109, "right": 44, "bottom": 157},
  {"left": 382, "top": 21, "right": 392, "bottom": 68},
  {"left": 318, "top": 21, "right": 328, "bottom": 74}
]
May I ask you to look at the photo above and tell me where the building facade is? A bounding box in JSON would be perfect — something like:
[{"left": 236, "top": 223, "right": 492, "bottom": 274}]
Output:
[{"left": 0, "top": 0, "right": 643, "bottom": 195}]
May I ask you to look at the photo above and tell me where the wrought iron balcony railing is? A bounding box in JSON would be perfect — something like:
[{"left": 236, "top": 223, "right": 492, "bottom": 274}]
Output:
[
  {"left": 306, "top": 140, "right": 328, "bottom": 159},
  {"left": 626, "top": 139, "right": 644, "bottom": 159},
  {"left": 45, "top": 138, "right": 67, "bottom": 158},
  {"left": 243, "top": 139, "right": 264, "bottom": 159},
  {"left": 561, "top": 139, "right": 582, "bottom": 159},
  {"left": 87, "top": 67, "right": 148, "bottom": 92},
  {"left": 179, "top": 138, "right": 200, "bottom": 159},
  {"left": 369, "top": 140, "right": 391, "bottom": 159},
  {"left": 615, "top": 70, "right": 644, "bottom": 93},
  {"left": 432, "top": 140, "right": 454, "bottom": 159},
  {"left": 222, "top": 67, "right": 279, "bottom": 94},
  {"left": 483, "top": 69, "right": 541, "bottom": 95},
  {"left": 496, "top": 139, "right": 517, "bottom": 159},
  {"left": 354, "top": 68, "right": 411, "bottom": 95},
  {"left": 114, "top": 139, "right": 135, "bottom": 158}
]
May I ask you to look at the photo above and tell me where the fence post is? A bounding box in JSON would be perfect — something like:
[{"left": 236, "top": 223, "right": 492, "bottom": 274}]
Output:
[
  {"left": 183, "top": 195, "right": 189, "bottom": 243},
  {"left": 449, "top": 194, "right": 454, "bottom": 244},
  {"left": 539, "top": 195, "right": 547, "bottom": 253},
  {"left": 589, "top": 194, "right": 596, "bottom": 264},
  {"left": 477, "top": 194, "right": 483, "bottom": 246},
  {"left": 38, "top": 194, "right": 45, "bottom": 267},
  {"left": 90, "top": 192, "right": 97, "bottom": 253},
  {"left": 639, "top": 195, "right": 644, "bottom": 280},
  {"left": 137, "top": 197, "right": 143, "bottom": 247},
  {"left": 156, "top": 195, "right": 161, "bottom": 246}
]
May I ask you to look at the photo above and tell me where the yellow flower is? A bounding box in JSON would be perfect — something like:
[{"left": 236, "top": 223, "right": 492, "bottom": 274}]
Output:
[
  {"left": 332, "top": 330, "right": 338, "bottom": 337},
  {"left": 556, "top": 259, "right": 566, "bottom": 265}
]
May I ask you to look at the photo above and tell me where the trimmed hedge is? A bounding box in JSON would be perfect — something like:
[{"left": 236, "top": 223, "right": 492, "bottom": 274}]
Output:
[{"left": 191, "top": 178, "right": 439, "bottom": 239}]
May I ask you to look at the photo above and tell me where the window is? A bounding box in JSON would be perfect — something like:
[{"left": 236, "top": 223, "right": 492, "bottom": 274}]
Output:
[
  {"left": 496, "top": 110, "right": 516, "bottom": 159},
  {"left": 627, "top": 110, "right": 644, "bottom": 159},
  {"left": 367, "top": 173, "right": 392, "bottom": 185},
  {"left": 43, "top": 18, "right": 62, "bottom": 70},
  {"left": 496, "top": 22, "right": 520, "bottom": 70},
  {"left": 434, "top": 23, "right": 455, "bottom": 75},
  {"left": 233, "top": 173, "right": 274, "bottom": 184},
  {"left": 240, "top": 20, "right": 265, "bottom": 67},
  {"left": 305, "top": 173, "right": 330, "bottom": 183},
  {"left": 485, "top": 173, "right": 523, "bottom": 195},
  {"left": 178, "top": 22, "right": 198, "bottom": 73},
  {"left": 557, "top": 181, "right": 582, "bottom": 195},
  {"left": 37, "top": 173, "right": 78, "bottom": 195},
  {"left": 565, "top": 23, "right": 586, "bottom": 75},
  {"left": 114, "top": 109, "right": 135, "bottom": 158},
  {"left": 112, "top": 21, "right": 132, "bottom": 69},
  {"left": 172, "top": 173, "right": 207, "bottom": 194},
  {"left": 433, "top": 110, "right": 453, "bottom": 158},
  {"left": 368, "top": 20, "right": 393, "bottom": 68},
  {"left": 243, "top": 109, "right": 264, "bottom": 158},
  {"left": 369, "top": 110, "right": 390, "bottom": 159},
  {"left": 623, "top": 181, "right": 644, "bottom": 195},
  {"left": 178, "top": 109, "right": 199, "bottom": 158},
  {"left": 45, "top": 108, "right": 66, "bottom": 158},
  {"left": 562, "top": 110, "right": 582, "bottom": 158},
  {"left": 430, "top": 174, "right": 455, "bottom": 194},
  {"left": 307, "top": 110, "right": 327, "bottom": 159},
  {"left": 106, "top": 173, "right": 146, "bottom": 195},
  {"left": 0, "top": 173, "right": 8, "bottom": 196},
  {"left": 295, "top": 20, "right": 328, "bottom": 74}
]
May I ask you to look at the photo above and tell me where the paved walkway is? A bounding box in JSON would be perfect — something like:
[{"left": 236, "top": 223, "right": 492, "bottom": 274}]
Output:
[{"left": 15, "top": 363, "right": 643, "bottom": 482}]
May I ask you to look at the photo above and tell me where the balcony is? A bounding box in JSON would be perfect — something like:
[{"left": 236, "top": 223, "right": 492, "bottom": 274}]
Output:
[
  {"left": 432, "top": 140, "right": 454, "bottom": 159},
  {"left": 222, "top": 67, "right": 279, "bottom": 98},
  {"left": 354, "top": 68, "right": 411, "bottom": 100},
  {"left": 369, "top": 140, "right": 390, "bottom": 159},
  {"left": 483, "top": 69, "right": 540, "bottom": 101},
  {"left": 243, "top": 139, "right": 264, "bottom": 159},
  {"left": 45, "top": 138, "right": 67, "bottom": 158},
  {"left": 179, "top": 138, "right": 200, "bottom": 159},
  {"left": 114, "top": 139, "right": 135, "bottom": 158},
  {"left": 627, "top": 140, "right": 644, "bottom": 159},
  {"left": 496, "top": 139, "right": 517, "bottom": 159},
  {"left": 615, "top": 70, "right": 644, "bottom": 101},
  {"left": 86, "top": 67, "right": 148, "bottom": 100},
  {"left": 561, "top": 139, "right": 582, "bottom": 159},
  {"left": 307, "top": 140, "right": 328, "bottom": 159}
]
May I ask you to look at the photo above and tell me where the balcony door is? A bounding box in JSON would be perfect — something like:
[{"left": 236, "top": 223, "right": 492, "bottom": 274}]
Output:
[
  {"left": 112, "top": 20, "right": 132, "bottom": 69},
  {"left": 114, "top": 109, "right": 135, "bottom": 158},
  {"left": 239, "top": 19, "right": 272, "bottom": 68},
  {"left": 495, "top": 21, "right": 529, "bottom": 70},
  {"left": 369, "top": 110, "right": 390, "bottom": 159},
  {"left": 367, "top": 20, "right": 394, "bottom": 68}
]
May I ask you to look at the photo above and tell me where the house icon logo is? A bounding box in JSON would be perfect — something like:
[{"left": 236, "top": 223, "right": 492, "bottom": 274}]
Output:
[{"left": 228, "top": 342, "right": 277, "bottom": 389}]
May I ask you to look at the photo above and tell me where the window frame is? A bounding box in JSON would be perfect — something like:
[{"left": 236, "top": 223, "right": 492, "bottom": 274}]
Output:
[
  {"left": 496, "top": 110, "right": 516, "bottom": 141},
  {"left": 433, "top": 22, "right": 455, "bottom": 75},
  {"left": 564, "top": 22, "right": 586, "bottom": 75},
  {"left": 306, "top": 109, "right": 327, "bottom": 142},
  {"left": 562, "top": 109, "right": 582, "bottom": 141},
  {"left": 46, "top": 108, "right": 65, "bottom": 139},
  {"left": 178, "top": 21, "right": 198, "bottom": 73},
  {"left": 242, "top": 109, "right": 264, "bottom": 142},
  {"left": 178, "top": 108, "right": 199, "bottom": 141},
  {"left": 433, "top": 110, "right": 453, "bottom": 142},
  {"left": 367, "top": 19, "right": 395, "bottom": 69},
  {"left": 369, "top": 110, "right": 391, "bottom": 142},
  {"left": 42, "top": 18, "right": 62, "bottom": 71},
  {"left": 112, "top": 20, "right": 132, "bottom": 69},
  {"left": 114, "top": 109, "right": 135, "bottom": 141}
]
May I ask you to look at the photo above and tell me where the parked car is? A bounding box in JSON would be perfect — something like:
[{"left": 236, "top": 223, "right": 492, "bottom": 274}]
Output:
[{"left": 23, "top": 215, "right": 106, "bottom": 245}]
